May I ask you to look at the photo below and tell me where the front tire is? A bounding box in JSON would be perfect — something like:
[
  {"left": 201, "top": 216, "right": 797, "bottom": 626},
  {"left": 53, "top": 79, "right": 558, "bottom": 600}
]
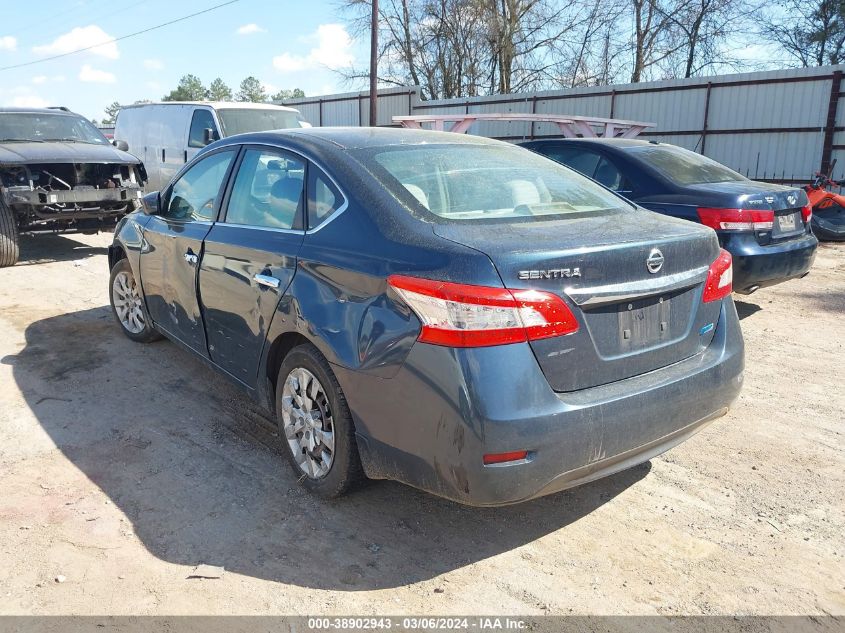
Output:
[
  {"left": 109, "top": 258, "right": 161, "bottom": 343},
  {"left": 275, "top": 344, "right": 363, "bottom": 498},
  {"left": 0, "top": 199, "right": 19, "bottom": 268}
]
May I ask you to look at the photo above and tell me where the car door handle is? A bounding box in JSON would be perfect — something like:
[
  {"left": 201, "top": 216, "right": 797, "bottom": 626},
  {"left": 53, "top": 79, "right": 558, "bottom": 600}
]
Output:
[
  {"left": 254, "top": 273, "right": 281, "bottom": 289},
  {"left": 184, "top": 251, "right": 198, "bottom": 266}
]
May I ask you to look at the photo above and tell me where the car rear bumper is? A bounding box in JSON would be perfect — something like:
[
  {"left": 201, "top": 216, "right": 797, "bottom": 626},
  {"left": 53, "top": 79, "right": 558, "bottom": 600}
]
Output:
[
  {"left": 338, "top": 298, "right": 744, "bottom": 506},
  {"left": 721, "top": 232, "right": 817, "bottom": 293}
]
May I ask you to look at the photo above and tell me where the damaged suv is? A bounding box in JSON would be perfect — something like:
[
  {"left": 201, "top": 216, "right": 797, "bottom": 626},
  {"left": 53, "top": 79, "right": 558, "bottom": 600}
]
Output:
[{"left": 0, "top": 107, "right": 146, "bottom": 267}]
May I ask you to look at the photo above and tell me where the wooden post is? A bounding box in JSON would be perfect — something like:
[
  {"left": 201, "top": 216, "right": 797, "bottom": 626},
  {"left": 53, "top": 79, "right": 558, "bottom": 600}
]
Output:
[
  {"left": 369, "top": 0, "right": 378, "bottom": 127},
  {"left": 700, "top": 82, "right": 712, "bottom": 155},
  {"left": 821, "top": 70, "right": 843, "bottom": 175}
]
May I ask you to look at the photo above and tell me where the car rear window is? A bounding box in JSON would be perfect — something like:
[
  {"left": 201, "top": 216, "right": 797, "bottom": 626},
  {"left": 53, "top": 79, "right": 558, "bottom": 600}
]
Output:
[
  {"left": 626, "top": 144, "right": 746, "bottom": 185},
  {"left": 364, "top": 144, "right": 627, "bottom": 222}
]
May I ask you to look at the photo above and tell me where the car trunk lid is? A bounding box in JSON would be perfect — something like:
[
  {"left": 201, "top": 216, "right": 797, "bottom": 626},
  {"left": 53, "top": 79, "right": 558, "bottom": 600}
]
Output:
[
  {"left": 432, "top": 208, "right": 724, "bottom": 392},
  {"left": 687, "top": 181, "right": 810, "bottom": 243}
]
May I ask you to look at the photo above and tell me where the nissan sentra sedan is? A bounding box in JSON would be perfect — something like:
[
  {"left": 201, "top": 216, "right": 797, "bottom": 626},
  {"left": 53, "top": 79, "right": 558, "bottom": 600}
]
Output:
[{"left": 107, "top": 128, "right": 744, "bottom": 506}]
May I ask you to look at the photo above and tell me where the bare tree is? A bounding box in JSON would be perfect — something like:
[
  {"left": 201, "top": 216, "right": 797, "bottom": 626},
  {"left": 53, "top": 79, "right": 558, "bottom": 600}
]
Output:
[
  {"left": 652, "top": 0, "right": 754, "bottom": 78},
  {"left": 341, "top": 0, "right": 587, "bottom": 98},
  {"left": 338, "top": 0, "right": 760, "bottom": 97},
  {"left": 758, "top": 0, "right": 845, "bottom": 66}
]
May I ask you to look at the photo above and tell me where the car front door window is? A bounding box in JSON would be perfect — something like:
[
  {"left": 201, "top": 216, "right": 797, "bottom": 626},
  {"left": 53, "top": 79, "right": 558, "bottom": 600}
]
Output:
[{"left": 165, "top": 150, "right": 234, "bottom": 222}]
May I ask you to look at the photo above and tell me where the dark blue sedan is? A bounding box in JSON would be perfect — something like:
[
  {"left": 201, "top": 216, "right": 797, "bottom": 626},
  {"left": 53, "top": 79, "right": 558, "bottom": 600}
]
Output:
[
  {"left": 520, "top": 138, "right": 818, "bottom": 294},
  {"left": 108, "top": 128, "right": 743, "bottom": 506}
]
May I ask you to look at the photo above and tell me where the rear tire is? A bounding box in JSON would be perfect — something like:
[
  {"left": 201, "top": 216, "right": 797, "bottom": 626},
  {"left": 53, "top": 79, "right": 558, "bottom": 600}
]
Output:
[
  {"left": 0, "top": 199, "right": 20, "bottom": 268},
  {"left": 275, "top": 343, "right": 364, "bottom": 498},
  {"left": 109, "top": 258, "right": 161, "bottom": 343}
]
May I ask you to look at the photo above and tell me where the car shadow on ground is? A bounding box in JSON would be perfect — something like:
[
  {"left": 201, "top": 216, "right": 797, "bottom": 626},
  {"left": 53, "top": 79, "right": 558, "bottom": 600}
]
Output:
[
  {"left": 16, "top": 233, "right": 109, "bottom": 266},
  {"left": 734, "top": 299, "right": 762, "bottom": 320},
  {"left": 4, "top": 306, "right": 649, "bottom": 591}
]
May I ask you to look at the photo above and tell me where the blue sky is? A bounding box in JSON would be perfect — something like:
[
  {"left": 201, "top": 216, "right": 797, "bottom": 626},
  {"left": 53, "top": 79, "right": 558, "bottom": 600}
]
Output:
[{"left": 0, "top": 0, "right": 367, "bottom": 121}]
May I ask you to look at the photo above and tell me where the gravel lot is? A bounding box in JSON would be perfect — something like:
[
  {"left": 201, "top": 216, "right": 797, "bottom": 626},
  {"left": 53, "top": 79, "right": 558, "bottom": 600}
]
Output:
[{"left": 0, "top": 232, "right": 842, "bottom": 616}]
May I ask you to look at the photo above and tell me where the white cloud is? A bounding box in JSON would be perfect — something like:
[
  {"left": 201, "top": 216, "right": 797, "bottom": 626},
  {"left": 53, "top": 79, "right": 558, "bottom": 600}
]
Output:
[
  {"left": 33, "top": 25, "right": 119, "bottom": 60},
  {"left": 31, "top": 75, "right": 65, "bottom": 85},
  {"left": 273, "top": 53, "right": 306, "bottom": 73},
  {"left": 79, "top": 64, "right": 116, "bottom": 84},
  {"left": 272, "top": 24, "right": 354, "bottom": 73},
  {"left": 0, "top": 36, "right": 16, "bottom": 51},
  {"left": 11, "top": 95, "right": 49, "bottom": 108},
  {"left": 143, "top": 58, "right": 164, "bottom": 70},
  {"left": 236, "top": 23, "right": 265, "bottom": 35}
]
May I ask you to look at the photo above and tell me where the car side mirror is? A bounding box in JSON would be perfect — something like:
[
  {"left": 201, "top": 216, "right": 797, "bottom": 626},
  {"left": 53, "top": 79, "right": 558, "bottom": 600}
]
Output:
[
  {"left": 203, "top": 128, "right": 220, "bottom": 145},
  {"left": 112, "top": 139, "right": 129, "bottom": 151},
  {"left": 141, "top": 192, "right": 161, "bottom": 215}
]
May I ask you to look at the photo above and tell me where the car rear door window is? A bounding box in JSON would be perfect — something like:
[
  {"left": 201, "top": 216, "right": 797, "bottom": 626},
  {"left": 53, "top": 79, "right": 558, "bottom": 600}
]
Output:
[
  {"left": 188, "top": 110, "right": 218, "bottom": 148},
  {"left": 542, "top": 146, "right": 602, "bottom": 177},
  {"left": 593, "top": 157, "right": 624, "bottom": 190},
  {"left": 224, "top": 149, "right": 305, "bottom": 230},
  {"left": 307, "top": 168, "right": 345, "bottom": 229},
  {"left": 165, "top": 150, "right": 234, "bottom": 221}
]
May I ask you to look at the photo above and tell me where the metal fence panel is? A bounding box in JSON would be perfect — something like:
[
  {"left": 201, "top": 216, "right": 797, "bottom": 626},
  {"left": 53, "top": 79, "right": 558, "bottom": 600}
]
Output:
[
  {"left": 281, "top": 66, "right": 844, "bottom": 183},
  {"left": 615, "top": 88, "right": 707, "bottom": 132},
  {"left": 707, "top": 80, "right": 830, "bottom": 130}
]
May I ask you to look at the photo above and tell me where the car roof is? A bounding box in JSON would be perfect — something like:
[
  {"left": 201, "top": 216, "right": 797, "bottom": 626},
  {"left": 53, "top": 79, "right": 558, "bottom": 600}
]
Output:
[
  {"left": 524, "top": 137, "right": 659, "bottom": 149},
  {"left": 210, "top": 127, "right": 513, "bottom": 151},
  {"left": 0, "top": 107, "right": 78, "bottom": 116},
  {"left": 120, "top": 101, "right": 301, "bottom": 113}
]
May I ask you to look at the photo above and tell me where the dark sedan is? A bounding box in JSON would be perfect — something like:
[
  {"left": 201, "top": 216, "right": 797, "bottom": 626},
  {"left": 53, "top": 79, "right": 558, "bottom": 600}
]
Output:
[
  {"left": 108, "top": 128, "right": 743, "bottom": 506},
  {"left": 520, "top": 138, "right": 817, "bottom": 294}
]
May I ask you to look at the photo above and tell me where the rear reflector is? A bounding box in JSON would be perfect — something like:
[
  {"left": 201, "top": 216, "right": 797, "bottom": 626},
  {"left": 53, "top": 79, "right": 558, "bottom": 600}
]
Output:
[
  {"left": 801, "top": 204, "right": 812, "bottom": 223},
  {"left": 702, "top": 249, "right": 733, "bottom": 303},
  {"left": 483, "top": 450, "right": 529, "bottom": 465},
  {"left": 697, "top": 207, "right": 774, "bottom": 231},
  {"left": 387, "top": 275, "right": 579, "bottom": 348}
]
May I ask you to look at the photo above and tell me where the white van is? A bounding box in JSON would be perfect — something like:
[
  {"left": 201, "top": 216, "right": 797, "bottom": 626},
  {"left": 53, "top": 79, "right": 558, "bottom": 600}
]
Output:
[{"left": 114, "top": 102, "right": 309, "bottom": 192}]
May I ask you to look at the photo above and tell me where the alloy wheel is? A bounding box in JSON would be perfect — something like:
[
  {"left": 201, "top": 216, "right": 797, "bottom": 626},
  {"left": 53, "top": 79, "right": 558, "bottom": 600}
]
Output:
[
  {"left": 112, "top": 271, "right": 146, "bottom": 334},
  {"left": 281, "top": 367, "right": 335, "bottom": 479}
]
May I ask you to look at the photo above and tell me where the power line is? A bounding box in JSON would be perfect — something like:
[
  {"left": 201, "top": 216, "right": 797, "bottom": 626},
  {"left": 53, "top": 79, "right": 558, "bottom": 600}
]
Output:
[{"left": 0, "top": 0, "right": 241, "bottom": 72}]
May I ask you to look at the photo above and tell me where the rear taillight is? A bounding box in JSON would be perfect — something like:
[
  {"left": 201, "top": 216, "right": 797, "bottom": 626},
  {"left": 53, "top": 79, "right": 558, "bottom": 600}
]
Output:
[
  {"left": 801, "top": 204, "right": 812, "bottom": 223},
  {"left": 387, "top": 275, "right": 579, "bottom": 348},
  {"left": 697, "top": 207, "right": 774, "bottom": 231},
  {"left": 702, "top": 249, "right": 733, "bottom": 303}
]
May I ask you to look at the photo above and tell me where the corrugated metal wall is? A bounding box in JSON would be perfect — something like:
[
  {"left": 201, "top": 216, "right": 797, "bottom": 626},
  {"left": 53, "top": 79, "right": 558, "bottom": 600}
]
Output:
[{"left": 279, "top": 66, "right": 845, "bottom": 184}]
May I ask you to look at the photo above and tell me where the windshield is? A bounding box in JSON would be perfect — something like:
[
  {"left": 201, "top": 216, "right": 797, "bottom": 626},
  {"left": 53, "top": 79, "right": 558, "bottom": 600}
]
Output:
[
  {"left": 0, "top": 112, "right": 109, "bottom": 144},
  {"left": 626, "top": 144, "right": 746, "bottom": 185},
  {"left": 217, "top": 108, "right": 302, "bottom": 136},
  {"left": 365, "top": 144, "right": 627, "bottom": 221}
]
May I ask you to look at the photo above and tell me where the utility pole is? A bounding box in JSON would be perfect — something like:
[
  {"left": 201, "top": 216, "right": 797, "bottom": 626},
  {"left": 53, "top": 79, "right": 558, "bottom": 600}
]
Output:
[{"left": 369, "top": 0, "right": 378, "bottom": 127}]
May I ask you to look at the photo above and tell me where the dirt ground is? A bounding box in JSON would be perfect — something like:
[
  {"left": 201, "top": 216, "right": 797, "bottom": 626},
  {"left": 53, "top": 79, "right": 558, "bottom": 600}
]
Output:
[{"left": 0, "top": 232, "right": 842, "bottom": 617}]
